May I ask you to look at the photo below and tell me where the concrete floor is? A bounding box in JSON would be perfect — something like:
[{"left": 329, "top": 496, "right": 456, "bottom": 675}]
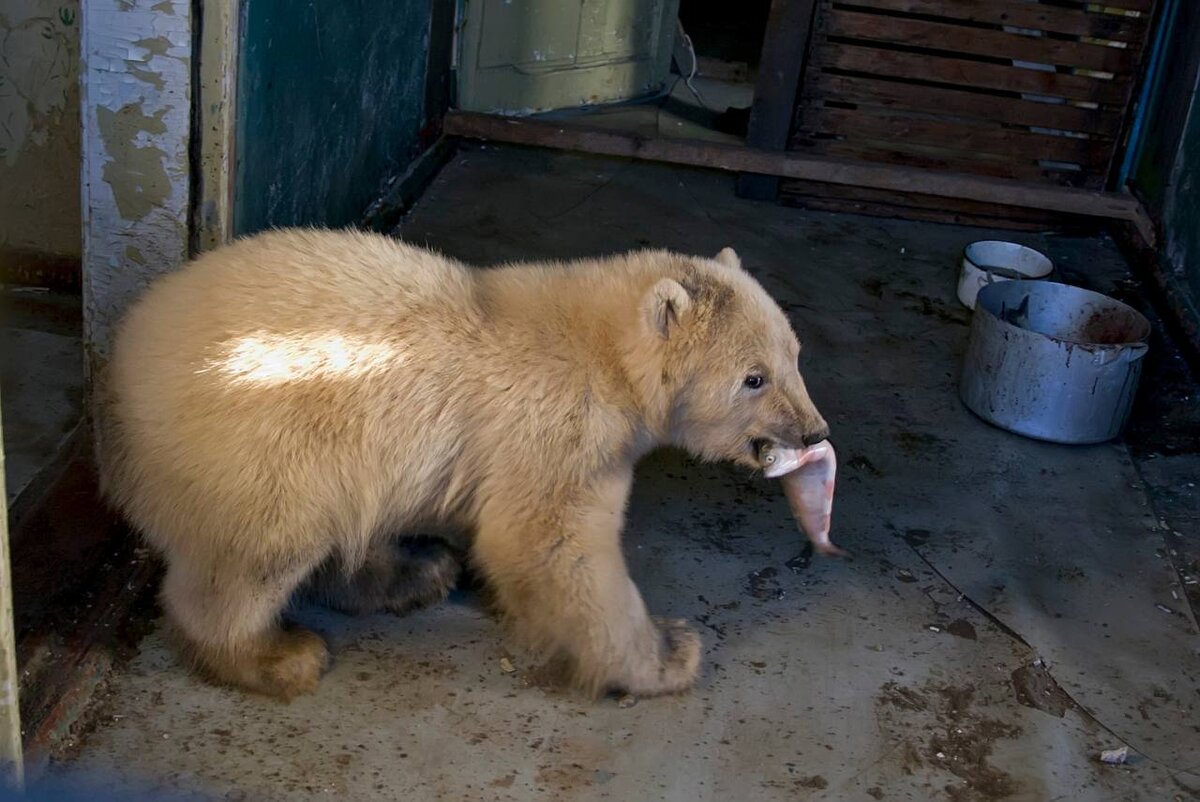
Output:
[
  {"left": 0, "top": 286, "right": 82, "bottom": 505},
  {"left": 37, "top": 147, "right": 1200, "bottom": 801}
]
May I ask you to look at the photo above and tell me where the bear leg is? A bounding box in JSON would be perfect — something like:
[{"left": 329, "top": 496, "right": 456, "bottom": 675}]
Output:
[
  {"left": 475, "top": 476, "right": 702, "bottom": 697},
  {"left": 160, "top": 554, "right": 330, "bottom": 700},
  {"left": 303, "top": 537, "right": 462, "bottom": 616}
]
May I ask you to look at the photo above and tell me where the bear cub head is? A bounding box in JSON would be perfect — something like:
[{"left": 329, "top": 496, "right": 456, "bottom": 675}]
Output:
[{"left": 639, "top": 246, "right": 829, "bottom": 470}]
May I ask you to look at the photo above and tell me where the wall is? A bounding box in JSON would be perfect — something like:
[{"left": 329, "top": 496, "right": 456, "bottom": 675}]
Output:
[
  {"left": 1130, "top": 0, "right": 1200, "bottom": 336},
  {"left": 1159, "top": 95, "right": 1200, "bottom": 311},
  {"left": 234, "top": 0, "right": 435, "bottom": 235},
  {"left": 0, "top": 0, "right": 81, "bottom": 271}
]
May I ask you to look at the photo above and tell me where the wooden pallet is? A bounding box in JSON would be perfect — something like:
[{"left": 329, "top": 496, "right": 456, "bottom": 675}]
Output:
[{"left": 785, "top": 0, "right": 1158, "bottom": 200}]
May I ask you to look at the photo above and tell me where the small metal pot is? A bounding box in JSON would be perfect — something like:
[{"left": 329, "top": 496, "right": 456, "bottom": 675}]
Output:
[
  {"left": 956, "top": 240, "right": 1053, "bottom": 310},
  {"left": 960, "top": 280, "right": 1150, "bottom": 445}
]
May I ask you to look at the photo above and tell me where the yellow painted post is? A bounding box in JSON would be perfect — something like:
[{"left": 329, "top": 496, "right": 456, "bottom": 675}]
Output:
[{"left": 0, "top": 387, "right": 24, "bottom": 790}]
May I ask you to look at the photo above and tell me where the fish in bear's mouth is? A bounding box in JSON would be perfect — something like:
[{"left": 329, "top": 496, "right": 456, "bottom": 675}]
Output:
[
  {"left": 753, "top": 438, "right": 800, "bottom": 473},
  {"left": 752, "top": 437, "right": 847, "bottom": 558}
]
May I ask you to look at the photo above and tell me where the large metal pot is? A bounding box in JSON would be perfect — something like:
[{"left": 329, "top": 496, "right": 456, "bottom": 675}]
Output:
[{"left": 960, "top": 280, "right": 1150, "bottom": 444}]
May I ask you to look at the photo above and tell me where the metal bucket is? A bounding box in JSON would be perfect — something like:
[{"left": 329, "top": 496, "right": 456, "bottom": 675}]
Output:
[
  {"left": 956, "top": 240, "right": 1053, "bottom": 310},
  {"left": 960, "top": 280, "right": 1150, "bottom": 444}
]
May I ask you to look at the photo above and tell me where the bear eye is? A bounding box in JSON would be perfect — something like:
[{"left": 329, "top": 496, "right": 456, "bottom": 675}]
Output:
[{"left": 744, "top": 374, "right": 765, "bottom": 389}]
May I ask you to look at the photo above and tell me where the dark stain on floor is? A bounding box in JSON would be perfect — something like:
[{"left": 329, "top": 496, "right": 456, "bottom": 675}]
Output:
[{"left": 877, "top": 681, "right": 1023, "bottom": 801}]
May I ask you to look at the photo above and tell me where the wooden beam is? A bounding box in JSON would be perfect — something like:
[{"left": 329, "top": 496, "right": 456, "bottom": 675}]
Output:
[
  {"left": 361, "top": 136, "right": 457, "bottom": 233},
  {"left": 443, "top": 111, "right": 1144, "bottom": 222},
  {"left": 739, "top": 0, "right": 820, "bottom": 200},
  {"left": 9, "top": 427, "right": 159, "bottom": 777},
  {"left": 194, "top": 0, "right": 241, "bottom": 254},
  {"left": 0, "top": 387, "right": 24, "bottom": 791},
  {"left": 422, "top": 0, "right": 456, "bottom": 144}
]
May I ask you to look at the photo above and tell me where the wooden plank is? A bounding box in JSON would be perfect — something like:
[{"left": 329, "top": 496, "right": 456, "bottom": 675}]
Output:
[
  {"left": 823, "top": 8, "right": 1137, "bottom": 74},
  {"left": 422, "top": 0, "right": 456, "bottom": 144},
  {"left": 10, "top": 428, "right": 160, "bottom": 777},
  {"left": 0, "top": 388, "right": 23, "bottom": 791},
  {"left": 799, "top": 105, "right": 1112, "bottom": 165},
  {"left": 796, "top": 136, "right": 1095, "bottom": 185},
  {"left": 780, "top": 190, "right": 1085, "bottom": 231},
  {"left": 813, "top": 43, "right": 1132, "bottom": 104},
  {"left": 779, "top": 177, "right": 1093, "bottom": 226},
  {"left": 806, "top": 73, "right": 1124, "bottom": 136},
  {"left": 740, "top": 0, "right": 821, "bottom": 200},
  {"left": 1092, "top": 0, "right": 1155, "bottom": 11},
  {"left": 361, "top": 137, "right": 457, "bottom": 232},
  {"left": 834, "top": 0, "right": 1149, "bottom": 41},
  {"left": 444, "top": 111, "right": 1141, "bottom": 219},
  {"left": 747, "top": 0, "right": 820, "bottom": 150},
  {"left": 194, "top": 0, "right": 240, "bottom": 254}
]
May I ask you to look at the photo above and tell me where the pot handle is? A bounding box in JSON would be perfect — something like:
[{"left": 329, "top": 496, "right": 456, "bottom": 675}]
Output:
[
  {"left": 1092, "top": 344, "right": 1149, "bottom": 366},
  {"left": 1121, "top": 343, "right": 1149, "bottom": 363}
]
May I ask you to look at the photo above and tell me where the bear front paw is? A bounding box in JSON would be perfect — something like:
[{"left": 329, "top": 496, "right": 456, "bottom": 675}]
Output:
[
  {"left": 616, "top": 617, "right": 701, "bottom": 697},
  {"left": 654, "top": 617, "right": 702, "bottom": 690},
  {"left": 258, "top": 628, "right": 330, "bottom": 700}
]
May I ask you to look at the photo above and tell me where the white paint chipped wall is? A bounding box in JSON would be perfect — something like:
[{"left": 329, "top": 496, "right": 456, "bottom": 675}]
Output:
[
  {"left": 0, "top": 1, "right": 81, "bottom": 262},
  {"left": 81, "top": 0, "right": 191, "bottom": 373}
]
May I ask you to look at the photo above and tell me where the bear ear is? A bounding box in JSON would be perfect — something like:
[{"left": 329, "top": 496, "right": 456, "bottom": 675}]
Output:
[
  {"left": 715, "top": 247, "right": 743, "bottom": 270},
  {"left": 642, "top": 278, "right": 692, "bottom": 338}
]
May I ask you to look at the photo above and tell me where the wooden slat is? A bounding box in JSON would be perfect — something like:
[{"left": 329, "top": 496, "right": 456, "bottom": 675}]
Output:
[
  {"left": 795, "top": 136, "right": 1099, "bottom": 186},
  {"left": 779, "top": 180, "right": 1092, "bottom": 231},
  {"left": 823, "top": 8, "right": 1137, "bottom": 74},
  {"left": 747, "top": 0, "right": 820, "bottom": 151},
  {"left": 783, "top": 195, "right": 1069, "bottom": 230},
  {"left": 814, "top": 43, "right": 1131, "bottom": 104},
  {"left": 0, "top": 387, "right": 23, "bottom": 790},
  {"left": 444, "top": 111, "right": 1142, "bottom": 219},
  {"left": 804, "top": 140, "right": 1082, "bottom": 183},
  {"left": 805, "top": 73, "right": 1124, "bottom": 136},
  {"left": 1093, "top": 0, "right": 1154, "bottom": 11},
  {"left": 833, "top": 0, "right": 1149, "bottom": 41},
  {"left": 799, "top": 105, "right": 1111, "bottom": 166},
  {"left": 780, "top": 178, "right": 1088, "bottom": 223}
]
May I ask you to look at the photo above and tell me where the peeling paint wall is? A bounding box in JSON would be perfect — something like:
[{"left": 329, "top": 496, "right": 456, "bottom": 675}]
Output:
[
  {"left": 0, "top": 1, "right": 81, "bottom": 265},
  {"left": 80, "top": 0, "right": 190, "bottom": 374}
]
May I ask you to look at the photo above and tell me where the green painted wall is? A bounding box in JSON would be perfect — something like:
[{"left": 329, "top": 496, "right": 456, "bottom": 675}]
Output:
[
  {"left": 1162, "top": 103, "right": 1200, "bottom": 305},
  {"left": 234, "top": 0, "right": 433, "bottom": 235},
  {"left": 1131, "top": 1, "right": 1200, "bottom": 334}
]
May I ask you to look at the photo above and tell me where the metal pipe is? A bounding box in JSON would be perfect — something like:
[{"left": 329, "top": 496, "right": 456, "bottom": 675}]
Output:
[{"left": 1119, "top": 0, "right": 1180, "bottom": 187}]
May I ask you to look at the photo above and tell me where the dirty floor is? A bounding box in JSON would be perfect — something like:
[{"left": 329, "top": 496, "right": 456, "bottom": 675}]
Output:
[{"left": 38, "top": 147, "right": 1200, "bottom": 801}]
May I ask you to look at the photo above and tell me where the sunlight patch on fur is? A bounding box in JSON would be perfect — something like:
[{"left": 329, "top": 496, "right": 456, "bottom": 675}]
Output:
[{"left": 207, "top": 332, "right": 402, "bottom": 385}]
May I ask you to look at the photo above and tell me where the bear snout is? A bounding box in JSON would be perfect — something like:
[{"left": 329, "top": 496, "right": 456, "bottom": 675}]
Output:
[
  {"left": 775, "top": 418, "right": 829, "bottom": 450},
  {"left": 802, "top": 428, "right": 830, "bottom": 447}
]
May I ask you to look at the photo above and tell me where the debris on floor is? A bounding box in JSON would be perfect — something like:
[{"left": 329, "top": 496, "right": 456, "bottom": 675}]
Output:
[{"left": 1101, "top": 746, "right": 1130, "bottom": 765}]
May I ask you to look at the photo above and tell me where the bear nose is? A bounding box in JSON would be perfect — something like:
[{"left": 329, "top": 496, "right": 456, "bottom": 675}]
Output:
[{"left": 802, "top": 427, "right": 829, "bottom": 447}]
